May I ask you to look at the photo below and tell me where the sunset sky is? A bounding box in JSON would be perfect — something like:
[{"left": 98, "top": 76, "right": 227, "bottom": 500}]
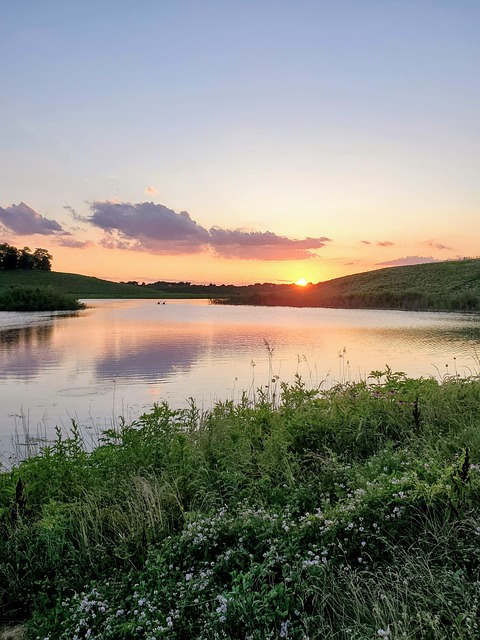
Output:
[{"left": 1, "top": 1, "right": 479, "bottom": 285}]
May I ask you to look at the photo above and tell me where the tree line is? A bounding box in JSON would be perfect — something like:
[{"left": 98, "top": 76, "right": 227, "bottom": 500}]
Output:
[{"left": 0, "top": 243, "right": 52, "bottom": 271}]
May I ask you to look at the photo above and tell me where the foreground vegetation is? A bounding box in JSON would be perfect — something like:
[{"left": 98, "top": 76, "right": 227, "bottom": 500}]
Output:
[
  {"left": 1, "top": 368, "right": 480, "bottom": 638},
  {"left": 216, "top": 258, "right": 480, "bottom": 311},
  {"left": 0, "top": 286, "right": 85, "bottom": 311}
]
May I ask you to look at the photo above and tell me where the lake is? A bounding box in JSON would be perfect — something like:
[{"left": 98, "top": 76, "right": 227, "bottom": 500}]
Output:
[{"left": 1, "top": 299, "right": 479, "bottom": 462}]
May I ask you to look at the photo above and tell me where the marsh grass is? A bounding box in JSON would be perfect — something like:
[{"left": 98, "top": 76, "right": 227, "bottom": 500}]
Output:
[{"left": 1, "top": 368, "right": 480, "bottom": 638}]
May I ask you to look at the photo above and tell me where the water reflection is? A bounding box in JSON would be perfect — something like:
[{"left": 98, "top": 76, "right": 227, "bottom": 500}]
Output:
[
  {"left": 0, "top": 323, "right": 54, "bottom": 348},
  {"left": 95, "top": 332, "right": 209, "bottom": 381},
  {"left": 0, "top": 323, "right": 57, "bottom": 381}
]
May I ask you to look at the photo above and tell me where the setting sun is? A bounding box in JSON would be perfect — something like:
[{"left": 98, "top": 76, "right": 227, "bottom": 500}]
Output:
[{"left": 295, "top": 278, "right": 308, "bottom": 286}]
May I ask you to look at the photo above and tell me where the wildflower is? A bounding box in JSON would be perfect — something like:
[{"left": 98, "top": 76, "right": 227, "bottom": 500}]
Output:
[{"left": 377, "top": 627, "right": 391, "bottom": 637}]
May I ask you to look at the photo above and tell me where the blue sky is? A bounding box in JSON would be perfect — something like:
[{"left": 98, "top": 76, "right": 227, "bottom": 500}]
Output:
[{"left": 1, "top": 1, "right": 479, "bottom": 283}]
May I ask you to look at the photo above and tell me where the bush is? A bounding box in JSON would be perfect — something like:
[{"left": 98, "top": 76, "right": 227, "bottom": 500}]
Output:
[{"left": 0, "top": 286, "right": 85, "bottom": 311}]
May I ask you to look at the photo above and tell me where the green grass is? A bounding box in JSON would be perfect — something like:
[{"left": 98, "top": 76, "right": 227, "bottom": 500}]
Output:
[
  {"left": 219, "top": 258, "right": 480, "bottom": 310},
  {"left": 2, "top": 369, "right": 480, "bottom": 638},
  {"left": 320, "top": 257, "right": 480, "bottom": 297},
  {"left": 2, "top": 258, "right": 479, "bottom": 309},
  {"left": 0, "top": 271, "right": 201, "bottom": 299}
]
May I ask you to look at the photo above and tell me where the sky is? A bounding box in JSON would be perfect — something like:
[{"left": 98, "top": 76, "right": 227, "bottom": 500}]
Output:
[{"left": 1, "top": 0, "right": 479, "bottom": 285}]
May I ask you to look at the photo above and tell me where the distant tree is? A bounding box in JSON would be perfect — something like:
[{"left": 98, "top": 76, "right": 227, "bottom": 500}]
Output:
[
  {"left": 0, "top": 244, "right": 52, "bottom": 271},
  {"left": 0, "top": 243, "right": 19, "bottom": 270},
  {"left": 18, "top": 246, "right": 34, "bottom": 270},
  {"left": 32, "top": 248, "right": 52, "bottom": 271}
]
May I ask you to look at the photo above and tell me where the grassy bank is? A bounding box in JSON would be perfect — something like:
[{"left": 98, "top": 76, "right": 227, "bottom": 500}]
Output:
[
  {"left": 1, "top": 369, "right": 480, "bottom": 638},
  {"left": 217, "top": 258, "right": 480, "bottom": 311}
]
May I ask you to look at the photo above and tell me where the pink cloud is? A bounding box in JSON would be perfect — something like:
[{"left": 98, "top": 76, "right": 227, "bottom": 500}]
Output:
[
  {"left": 88, "top": 201, "right": 332, "bottom": 260},
  {"left": 422, "top": 239, "right": 452, "bottom": 251},
  {"left": 0, "top": 202, "right": 67, "bottom": 235},
  {"left": 376, "top": 256, "right": 440, "bottom": 267},
  {"left": 377, "top": 241, "right": 394, "bottom": 247},
  {"left": 56, "top": 237, "right": 95, "bottom": 249}
]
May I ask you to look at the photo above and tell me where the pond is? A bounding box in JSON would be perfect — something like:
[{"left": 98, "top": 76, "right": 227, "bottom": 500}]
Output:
[{"left": 1, "top": 299, "right": 479, "bottom": 461}]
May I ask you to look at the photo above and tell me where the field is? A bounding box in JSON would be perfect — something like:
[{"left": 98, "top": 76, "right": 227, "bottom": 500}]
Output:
[{"left": 1, "top": 368, "right": 480, "bottom": 638}]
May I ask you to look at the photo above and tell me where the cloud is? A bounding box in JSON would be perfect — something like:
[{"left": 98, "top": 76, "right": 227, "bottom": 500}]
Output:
[
  {"left": 145, "top": 186, "right": 159, "bottom": 196},
  {"left": 376, "top": 256, "right": 441, "bottom": 267},
  {"left": 56, "top": 237, "right": 94, "bottom": 249},
  {"left": 208, "top": 227, "right": 331, "bottom": 260},
  {"left": 88, "top": 201, "right": 331, "bottom": 261},
  {"left": 89, "top": 201, "right": 210, "bottom": 254},
  {"left": 360, "top": 240, "right": 394, "bottom": 247},
  {"left": 422, "top": 239, "right": 452, "bottom": 251},
  {"left": 0, "top": 202, "right": 66, "bottom": 235},
  {"left": 63, "top": 204, "right": 89, "bottom": 224}
]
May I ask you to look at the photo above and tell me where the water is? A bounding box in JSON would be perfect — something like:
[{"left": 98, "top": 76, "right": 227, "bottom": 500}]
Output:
[{"left": 1, "top": 299, "right": 479, "bottom": 461}]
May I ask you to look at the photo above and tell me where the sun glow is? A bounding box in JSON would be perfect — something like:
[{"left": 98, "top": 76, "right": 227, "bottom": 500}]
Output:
[{"left": 295, "top": 278, "right": 308, "bottom": 286}]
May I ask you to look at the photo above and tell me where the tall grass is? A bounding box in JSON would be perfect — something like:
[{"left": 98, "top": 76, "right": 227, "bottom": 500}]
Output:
[{"left": 1, "top": 369, "right": 480, "bottom": 638}]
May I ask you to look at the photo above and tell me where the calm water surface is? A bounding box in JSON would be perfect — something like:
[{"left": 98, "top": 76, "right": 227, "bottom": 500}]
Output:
[{"left": 1, "top": 299, "right": 479, "bottom": 459}]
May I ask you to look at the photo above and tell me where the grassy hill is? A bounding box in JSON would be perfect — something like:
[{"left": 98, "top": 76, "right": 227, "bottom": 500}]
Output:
[
  {"left": 317, "top": 258, "right": 480, "bottom": 297},
  {"left": 0, "top": 270, "right": 177, "bottom": 299},
  {"left": 2, "top": 259, "right": 480, "bottom": 309},
  {"left": 219, "top": 259, "right": 480, "bottom": 311}
]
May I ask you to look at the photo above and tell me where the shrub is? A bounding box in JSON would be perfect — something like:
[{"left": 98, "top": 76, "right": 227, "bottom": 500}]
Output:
[{"left": 0, "top": 285, "right": 85, "bottom": 311}]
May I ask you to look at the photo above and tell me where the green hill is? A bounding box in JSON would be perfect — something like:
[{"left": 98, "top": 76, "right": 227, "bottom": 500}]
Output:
[
  {"left": 2, "top": 259, "right": 480, "bottom": 310},
  {"left": 0, "top": 270, "right": 164, "bottom": 299},
  {"left": 219, "top": 259, "right": 480, "bottom": 311}
]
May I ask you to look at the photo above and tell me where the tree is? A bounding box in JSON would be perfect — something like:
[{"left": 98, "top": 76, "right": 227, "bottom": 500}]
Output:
[
  {"left": 32, "top": 248, "right": 52, "bottom": 271},
  {"left": 0, "top": 243, "right": 19, "bottom": 270},
  {"left": 0, "top": 244, "right": 52, "bottom": 270},
  {"left": 18, "top": 246, "right": 34, "bottom": 270}
]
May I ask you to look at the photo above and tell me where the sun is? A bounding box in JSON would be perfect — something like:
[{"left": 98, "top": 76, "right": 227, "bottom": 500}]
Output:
[{"left": 295, "top": 278, "right": 308, "bottom": 287}]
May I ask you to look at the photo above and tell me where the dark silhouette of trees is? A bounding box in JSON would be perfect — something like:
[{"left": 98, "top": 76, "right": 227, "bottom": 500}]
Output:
[
  {"left": 32, "top": 248, "right": 52, "bottom": 271},
  {"left": 0, "top": 243, "right": 52, "bottom": 271}
]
